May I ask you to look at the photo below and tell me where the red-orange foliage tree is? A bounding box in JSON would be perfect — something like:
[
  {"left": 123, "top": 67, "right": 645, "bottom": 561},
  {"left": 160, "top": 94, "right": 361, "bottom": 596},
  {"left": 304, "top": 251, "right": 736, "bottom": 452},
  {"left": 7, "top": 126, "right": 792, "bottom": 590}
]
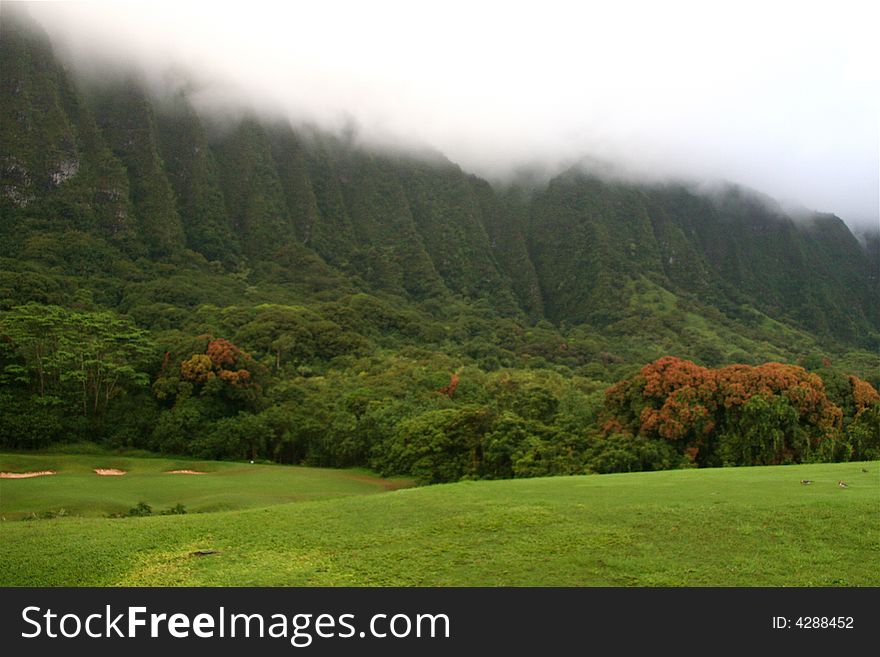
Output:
[
  {"left": 602, "top": 356, "right": 844, "bottom": 466},
  {"left": 850, "top": 375, "right": 880, "bottom": 414},
  {"left": 153, "top": 334, "right": 262, "bottom": 410},
  {"left": 844, "top": 375, "right": 880, "bottom": 460},
  {"left": 180, "top": 336, "right": 253, "bottom": 388}
]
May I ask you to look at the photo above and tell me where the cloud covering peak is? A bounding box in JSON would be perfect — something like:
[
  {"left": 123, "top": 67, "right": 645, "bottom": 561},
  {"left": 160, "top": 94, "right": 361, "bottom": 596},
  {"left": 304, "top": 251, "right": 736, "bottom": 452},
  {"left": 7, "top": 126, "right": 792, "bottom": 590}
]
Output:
[{"left": 20, "top": 0, "right": 880, "bottom": 228}]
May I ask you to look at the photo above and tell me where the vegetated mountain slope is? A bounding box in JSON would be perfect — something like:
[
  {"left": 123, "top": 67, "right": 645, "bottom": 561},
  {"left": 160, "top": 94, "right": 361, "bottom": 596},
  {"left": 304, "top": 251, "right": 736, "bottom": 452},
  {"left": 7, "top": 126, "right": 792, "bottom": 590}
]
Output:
[
  {"left": 2, "top": 7, "right": 877, "bottom": 352},
  {"left": 155, "top": 94, "right": 242, "bottom": 264},
  {"left": 525, "top": 169, "right": 878, "bottom": 345},
  {"left": 291, "top": 132, "right": 447, "bottom": 300},
  {"left": 470, "top": 176, "right": 545, "bottom": 318},
  {"left": 0, "top": 10, "right": 136, "bottom": 249},
  {"left": 89, "top": 81, "right": 187, "bottom": 258},
  {"left": 863, "top": 230, "right": 880, "bottom": 319},
  {"left": 527, "top": 170, "right": 666, "bottom": 327}
]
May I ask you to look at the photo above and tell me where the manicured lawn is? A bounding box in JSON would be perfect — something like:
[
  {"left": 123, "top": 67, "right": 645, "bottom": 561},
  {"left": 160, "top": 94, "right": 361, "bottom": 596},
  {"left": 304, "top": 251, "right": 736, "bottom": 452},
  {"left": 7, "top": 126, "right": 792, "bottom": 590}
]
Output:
[
  {"left": 1, "top": 459, "right": 876, "bottom": 586},
  {"left": 0, "top": 452, "right": 411, "bottom": 519}
]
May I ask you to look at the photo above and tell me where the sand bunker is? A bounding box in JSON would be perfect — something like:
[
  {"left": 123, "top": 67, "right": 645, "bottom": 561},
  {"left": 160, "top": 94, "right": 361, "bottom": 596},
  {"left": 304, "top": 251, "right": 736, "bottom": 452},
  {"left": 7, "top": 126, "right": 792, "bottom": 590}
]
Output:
[
  {"left": 167, "top": 470, "right": 207, "bottom": 475},
  {"left": 0, "top": 470, "right": 57, "bottom": 479},
  {"left": 94, "top": 468, "right": 126, "bottom": 476}
]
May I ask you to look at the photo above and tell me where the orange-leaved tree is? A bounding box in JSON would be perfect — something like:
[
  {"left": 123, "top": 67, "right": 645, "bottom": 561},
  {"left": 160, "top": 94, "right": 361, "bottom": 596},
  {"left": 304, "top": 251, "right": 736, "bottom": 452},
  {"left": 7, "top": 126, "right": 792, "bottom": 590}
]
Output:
[
  {"left": 602, "top": 356, "right": 843, "bottom": 466},
  {"left": 154, "top": 335, "right": 262, "bottom": 409}
]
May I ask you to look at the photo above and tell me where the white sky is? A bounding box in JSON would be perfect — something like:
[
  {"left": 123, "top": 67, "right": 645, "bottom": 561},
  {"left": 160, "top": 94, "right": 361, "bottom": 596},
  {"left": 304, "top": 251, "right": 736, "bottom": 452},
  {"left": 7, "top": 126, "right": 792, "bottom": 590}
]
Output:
[{"left": 19, "top": 0, "right": 880, "bottom": 228}]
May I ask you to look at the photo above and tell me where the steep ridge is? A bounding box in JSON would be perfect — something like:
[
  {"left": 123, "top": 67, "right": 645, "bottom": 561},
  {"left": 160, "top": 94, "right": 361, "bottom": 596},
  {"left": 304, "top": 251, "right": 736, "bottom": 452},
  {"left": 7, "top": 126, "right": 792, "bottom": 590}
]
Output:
[{"left": 2, "top": 8, "right": 877, "bottom": 350}]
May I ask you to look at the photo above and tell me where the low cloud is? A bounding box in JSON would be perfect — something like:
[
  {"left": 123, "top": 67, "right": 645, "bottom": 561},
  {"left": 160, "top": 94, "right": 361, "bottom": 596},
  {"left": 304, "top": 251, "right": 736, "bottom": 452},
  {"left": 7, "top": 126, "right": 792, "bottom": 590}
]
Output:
[{"left": 20, "top": 0, "right": 880, "bottom": 228}]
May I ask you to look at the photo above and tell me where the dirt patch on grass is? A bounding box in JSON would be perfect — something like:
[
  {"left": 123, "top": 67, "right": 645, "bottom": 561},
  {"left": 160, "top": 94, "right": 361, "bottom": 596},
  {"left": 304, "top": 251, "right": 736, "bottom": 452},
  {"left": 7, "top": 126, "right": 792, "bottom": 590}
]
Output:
[
  {"left": 190, "top": 550, "right": 220, "bottom": 557},
  {"left": 0, "top": 470, "right": 56, "bottom": 479},
  {"left": 167, "top": 470, "right": 207, "bottom": 475},
  {"left": 94, "top": 468, "right": 126, "bottom": 476}
]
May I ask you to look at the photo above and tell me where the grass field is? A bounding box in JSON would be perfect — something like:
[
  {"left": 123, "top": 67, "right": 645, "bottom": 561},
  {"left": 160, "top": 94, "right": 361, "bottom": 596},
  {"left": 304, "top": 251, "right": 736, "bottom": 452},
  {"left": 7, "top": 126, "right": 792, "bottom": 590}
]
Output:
[
  {"left": 1, "top": 456, "right": 877, "bottom": 586},
  {"left": 0, "top": 453, "right": 412, "bottom": 519}
]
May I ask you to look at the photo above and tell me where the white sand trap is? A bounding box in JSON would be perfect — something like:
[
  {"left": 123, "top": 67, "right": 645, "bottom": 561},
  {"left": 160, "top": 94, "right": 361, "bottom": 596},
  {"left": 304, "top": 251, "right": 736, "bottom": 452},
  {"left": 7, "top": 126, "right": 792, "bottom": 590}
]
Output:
[
  {"left": 0, "top": 470, "right": 57, "bottom": 479},
  {"left": 167, "top": 470, "right": 207, "bottom": 475},
  {"left": 94, "top": 468, "right": 126, "bottom": 476}
]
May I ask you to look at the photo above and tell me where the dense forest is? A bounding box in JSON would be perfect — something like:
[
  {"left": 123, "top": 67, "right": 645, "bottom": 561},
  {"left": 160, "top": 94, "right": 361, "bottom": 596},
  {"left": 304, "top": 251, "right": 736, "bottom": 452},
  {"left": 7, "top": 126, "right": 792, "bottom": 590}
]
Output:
[{"left": 2, "top": 8, "right": 878, "bottom": 483}]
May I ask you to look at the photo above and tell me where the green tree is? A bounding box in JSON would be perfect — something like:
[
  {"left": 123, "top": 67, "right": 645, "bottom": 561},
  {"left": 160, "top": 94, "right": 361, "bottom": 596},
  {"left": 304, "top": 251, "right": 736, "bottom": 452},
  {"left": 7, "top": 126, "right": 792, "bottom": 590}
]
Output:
[
  {"left": 1, "top": 303, "right": 153, "bottom": 416},
  {"left": 717, "top": 395, "right": 807, "bottom": 466}
]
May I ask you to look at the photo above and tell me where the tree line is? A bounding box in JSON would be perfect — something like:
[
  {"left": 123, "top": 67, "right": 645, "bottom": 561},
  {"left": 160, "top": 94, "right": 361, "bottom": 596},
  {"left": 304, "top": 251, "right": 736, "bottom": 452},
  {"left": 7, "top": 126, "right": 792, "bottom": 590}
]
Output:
[{"left": 2, "top": 304, "right": 877, "bottom": 483}]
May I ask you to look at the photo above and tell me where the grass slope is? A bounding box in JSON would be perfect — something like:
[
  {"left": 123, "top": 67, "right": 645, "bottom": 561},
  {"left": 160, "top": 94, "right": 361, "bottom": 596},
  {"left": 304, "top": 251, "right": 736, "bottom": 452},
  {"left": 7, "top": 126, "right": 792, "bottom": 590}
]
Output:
[
  {"left": 0, "top": 453, "right": 412, "bottom": 519},
  {"left": 1, "top": 461, "right": 877, "bottom": 586}
]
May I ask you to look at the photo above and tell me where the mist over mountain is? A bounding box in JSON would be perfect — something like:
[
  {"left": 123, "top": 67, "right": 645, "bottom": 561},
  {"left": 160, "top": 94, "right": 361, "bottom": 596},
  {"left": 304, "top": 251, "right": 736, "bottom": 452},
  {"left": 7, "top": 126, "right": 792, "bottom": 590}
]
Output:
[
  {"left": 2, "top": 3, "right": 878, "bottom": 351},
  {"left": 12, "top": 0, "right": 879, "bottom": 232}
]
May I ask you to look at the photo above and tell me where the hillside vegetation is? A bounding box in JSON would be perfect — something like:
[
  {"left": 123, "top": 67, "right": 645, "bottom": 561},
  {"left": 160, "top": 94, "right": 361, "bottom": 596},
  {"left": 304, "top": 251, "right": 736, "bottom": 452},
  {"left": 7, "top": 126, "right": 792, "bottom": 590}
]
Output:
[{"left": 0, "top": 8, "right": 878, "bottom": 483}]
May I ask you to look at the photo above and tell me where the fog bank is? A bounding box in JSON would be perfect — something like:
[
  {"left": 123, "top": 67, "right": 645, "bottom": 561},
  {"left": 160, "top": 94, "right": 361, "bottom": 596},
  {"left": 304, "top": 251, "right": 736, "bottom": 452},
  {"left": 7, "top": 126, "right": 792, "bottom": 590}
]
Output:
[{"left": 18, "top": 0, "right": 880, "bottom": 228}]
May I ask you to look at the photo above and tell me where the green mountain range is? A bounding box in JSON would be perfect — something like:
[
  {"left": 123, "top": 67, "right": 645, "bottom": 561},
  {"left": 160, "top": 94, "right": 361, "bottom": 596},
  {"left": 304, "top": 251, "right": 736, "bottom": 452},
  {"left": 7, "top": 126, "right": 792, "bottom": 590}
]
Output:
[
  {"left": 1, "top": 7, "right": 877, "bottom": 478},
  {"left": 3, "top": 10, "right": 875, "bottom": 349}
]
